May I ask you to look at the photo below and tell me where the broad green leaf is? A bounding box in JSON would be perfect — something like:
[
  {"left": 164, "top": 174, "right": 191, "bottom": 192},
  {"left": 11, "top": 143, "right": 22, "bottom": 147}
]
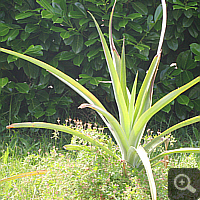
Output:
[
  {"left": 0, "top": 77, "right": 8, "bottom": 88},
  {"left": 68, "top": 11, "right": 85, "bottom": 19},
  {"left": 182, "top": 17, "right": 193, "bottom": 27},
  {"left": 0, "top": 26, "right": 9, "bottom": 36},
  {"left": 151, "top": 148, "right": 200, "bottom": 162},
  {"left": 145, "top": 116, "right": 200, "bottom": 154},
  {"left": 59, "top": 51, "right": 75, "bottom": 60},
  {"left": 15, "top": 12, "right": 33, "bottom": 20},
  {"left": 25, "top": 45, "right": 43, "bottom": 56},
  {"left": 154, "top": 4, "right": 163, "bottom": 22},
  {"left": 34, "top": 111, "right": 45, "bottom": 119},
  {"left": 90, "top": 77, "right": 102, "bottom": 85},
  {"left": 73, "top": 54, "right": 84, "bottom": 66},
  {"left": 7, "top": 29, "right": 19, "bottom": 41},
  {"left": 52, "top": 17, "right": 63, "bottom": 24},
  {"left": 0, "top": 170, "right": 47, "bottom": 183},
  {"left": 45, "top": 108, "right": 56, "bottom": 116},
  {"left": 119, "top": 19, "right": 128, "bottom": 28},
  {"left": 128, "top": 22, "right": 143, "bottom": 33},
  {"left": 7, "top": 55, "right": 18, "bottom": 63},
  {"left": 36, "top": 0, "right": 54, "bottom": 14},
  {"left": 87, "top": 47, "right": 101, "bottom": 58},
  {"left": 177, "top": 95, "right": 189, "bottom": 105},
  {"left": 79, "top": 18, "right": 90, "bottom": 26},
  {"left": 41, "top": 10, "right": 53, "bottom": 18},
  {"left": 132, "top": 2, "right": 148, "bottom": 15},
  {"left": 74, "top": 2, "right": 87, "bottom": 17},
  {"left": 36, "top": 90, "right": 49, "bottom": 102},
  {"left": 173, "top": 0, "right": 184, "bottom": 6},
  {"left": 54, "top": 78, "right": 65, "bottom": 94},
  {"left": 188, "top": 25, "right": 198, "bottom": 38},
  {"left": 20, "top": 31, "right": 30, "bottom": 41},
  {"left": 23, "top": 63, "right": 40, "bottom": 79},
  {"left": 6, "top": 122, "right": 120, "bottom": 160},
  {"left": 84, "top": 39, "right": 97, "bottom": 47},
  {"left": 25, "top": 24, "right": 38, "bottom": 33},
  {"left": 126, "top": 13, "right": 142, "bottom": 21},
  {"left": 60, "top": 31, "right": 70, "bottom": 39},
  {"left": 190, "top": 43, "right": 200, "bottom": 56},
  {"left": 71, "top": 35, "right": 83, "bottom": 54},
  {"left": 50, "top": 26, "right": 65, "bottom": 32},
  {"left": 176, "top": 50, "right": 192, "bottom": 69},
  {"left": 15, "top": 83, "right": 29, "bottom": 93},
  {"left": 167, "top": 38, "right": 178, "bottom": 51}
]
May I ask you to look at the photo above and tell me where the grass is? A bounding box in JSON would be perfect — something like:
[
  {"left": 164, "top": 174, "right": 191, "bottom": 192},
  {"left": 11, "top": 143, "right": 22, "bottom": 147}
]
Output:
[{"left": 0, "top": 122, "right": 199, "bottom": 199}]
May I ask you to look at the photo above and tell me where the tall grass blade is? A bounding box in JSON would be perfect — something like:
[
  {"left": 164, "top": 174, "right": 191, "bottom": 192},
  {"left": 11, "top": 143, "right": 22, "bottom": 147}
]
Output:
[{"left": 0, "top": 170, "right": 47, "bottom": 183}]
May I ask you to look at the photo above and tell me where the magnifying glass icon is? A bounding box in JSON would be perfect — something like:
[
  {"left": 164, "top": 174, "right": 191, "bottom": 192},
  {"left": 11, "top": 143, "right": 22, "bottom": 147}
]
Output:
[{"left": 174, "top": 174, "right": 196, "bottom": 193}]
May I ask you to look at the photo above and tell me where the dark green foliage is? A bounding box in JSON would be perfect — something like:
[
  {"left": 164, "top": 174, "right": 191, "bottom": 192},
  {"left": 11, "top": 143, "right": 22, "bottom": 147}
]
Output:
[{"left": 0, "top": 0, "right": 199, "bottom": 132}]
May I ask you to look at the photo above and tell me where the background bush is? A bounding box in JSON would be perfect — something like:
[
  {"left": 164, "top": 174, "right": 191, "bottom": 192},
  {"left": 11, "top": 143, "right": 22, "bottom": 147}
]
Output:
[{"left": 0, "top": 0, "right": 199, "bottom": 135}]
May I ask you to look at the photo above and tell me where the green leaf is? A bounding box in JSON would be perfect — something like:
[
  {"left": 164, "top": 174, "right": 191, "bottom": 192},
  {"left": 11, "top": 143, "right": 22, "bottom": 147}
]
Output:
[
  {"left": 182, "top": 17, "right": 193, "bottom": 27},
  {"left": 45, "top": 108, "right": 56, "bottom": 116},
  {"left": 0, "top": 77, "right": 8, "bottom": 88},
  {"left": 20, "top": 31, "right": 30, "bottom": 41},
  {"left": 151, "top": 148, "right": 200, "bottom": 163},
  {"left": 15, "top": 83, "right": 29, "bottom": 93},
  {"left": 132, "top": 2, "right": 148, "bottom": 15},
  {"left": 84, "top": 39, "right": 97, "bottom": 47},
  {"left": 145, "top": 116, "right": 200, "bottom": 155},
  {"left": 59, "top": 51, "right": 75, "bottom": 60},
  {"left": 119, "top": 19, "right": 128, "bottom": 28},
  {"left": 25, "top": 24, "right": 38, "bottom": 33},
  {"left": 36, "top": 0, "right": 54, "bottom": 14},
  {"left": 177, "top": 95, "right": 190, "bottom": 105},
  {"left": 90, "top": 77, "right": 102, "bottom": 86},
  {"left": 0, "top": 26, "right": 9, "bottom": 36},
  {"left": 41, "top": 10, "right": 54, "bottom": 18},
  {"left": 176, "top": 50, "right": 193, "bottom": 70},
  {"left": 7, "top": 55, "right": 18, "bottom": 63},
  {"left": 126, "top": 13, "right": 142, "bottom": 21},
  {"left": 87, "top": 47, "right": 101, "bottom": 58},
  {"left": 34, "top": 111, "right": 45, "bottom": 119},
  {"left": 36, "top": 90, "right": 49, "bottom": 102},
  {"left": 7, "top": 29, "right": 19, "bottom": 41},
  {"left": 188, "top": 25, "right": 198, "bottom": 38},
  {"left": 79, "top": 18, "right": 90, "bottom": 26},
  {"left": 167, "top": 38, "right": 178, "bottom": 51},
  {"left": 154, "top": 4, "right": 163, "bottom": 22},
  {"left": 74, "top": 2, "right": 87, "bottom": 17},
  {"left": 23, "top": 63, "right": 40, "bottom": 79},
  {"left": 162, "top": 104, "right": 171, "bottom": 113},
  {"left": 15, "top": 12, "right": 33, "bottom": 20},
  {"left": 25, "top": 45, "right": 43, "bottom": 56},
  {"left": 190, "top": 43, "right": 200, "bottom": 56},
  {"left": 52, "top": 17, "right": 63, "bottom": 24},
  {"left": 71, "top": 35, "right": 83, "bottom": 54},
  {"left": 68, "top": 11, "right": 85, "bottom": 19},
  {"left": 128, "top": 22, "right": 143, "bottom": 33},
  {"left": 7, "top": 122, "right": 120, "bottom": 160},
  {"left": 133, "top": 146, "right": 157, "bottom": 200},
  {"left": 50, "top": 26, "right": 65, "bottom": 32},
  {"left": 73, "top": 54, "right": 84, "bottom": 66},
  {"left": 60, "top": 31, "right": 70, "bottom": 39}
]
